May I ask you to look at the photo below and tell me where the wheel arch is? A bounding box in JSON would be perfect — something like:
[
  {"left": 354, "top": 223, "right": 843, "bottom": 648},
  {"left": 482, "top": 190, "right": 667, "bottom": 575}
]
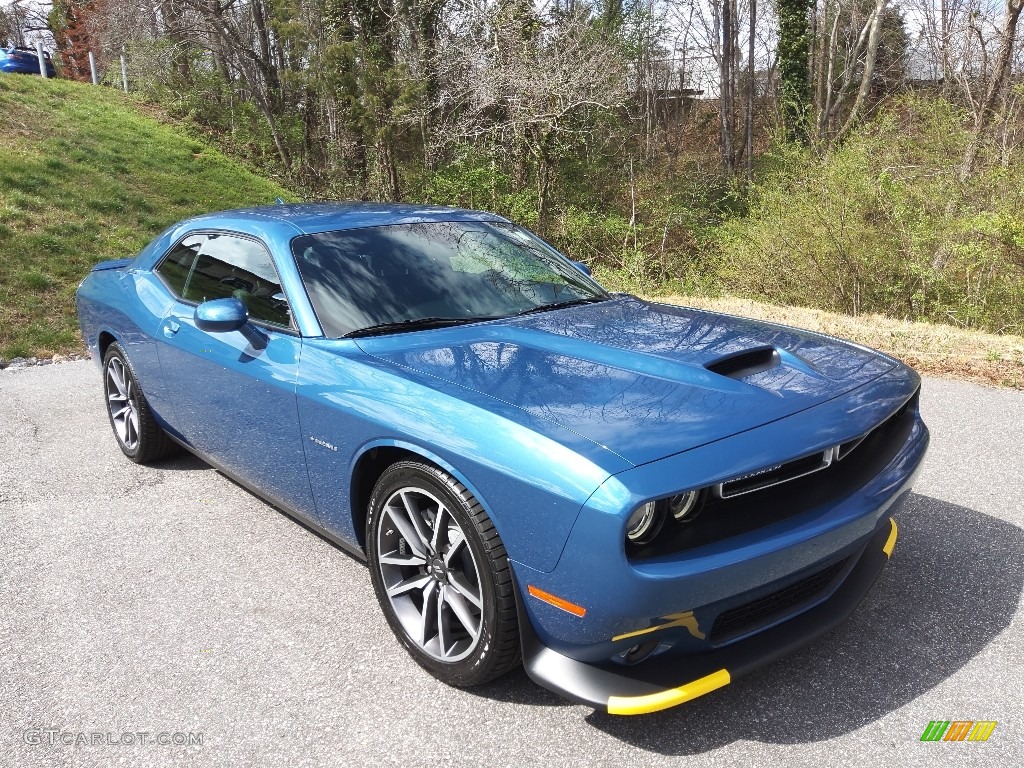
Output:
[
  {"left": 349, "top": 440, "right": 498, "bottom": 555},
  {"left": 97, "top": 330, "right": 118, "bottom": 361}
]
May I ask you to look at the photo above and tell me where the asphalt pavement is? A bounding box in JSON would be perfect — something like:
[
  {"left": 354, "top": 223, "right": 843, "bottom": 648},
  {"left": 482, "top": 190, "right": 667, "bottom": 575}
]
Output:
[{"left": 1, "top": 361, "right": 1022, "bottom": 767}]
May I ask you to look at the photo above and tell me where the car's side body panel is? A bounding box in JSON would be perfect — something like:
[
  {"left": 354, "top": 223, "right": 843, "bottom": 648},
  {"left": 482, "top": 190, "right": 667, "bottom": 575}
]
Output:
[
  {"left": 154, "top": 303, "right": 317, "bottom": 517},
  {"left": 77, "top": 266, "right": 174, "bottom": 422}
]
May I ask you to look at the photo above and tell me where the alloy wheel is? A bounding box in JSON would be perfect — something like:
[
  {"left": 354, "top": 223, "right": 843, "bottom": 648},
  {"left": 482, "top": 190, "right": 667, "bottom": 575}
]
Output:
[
  {"left": 375, "top": 486, "right": 484, "bottom": 663},
  {"left": 106, "top": 357, "right": 140, "bottom": 451}
]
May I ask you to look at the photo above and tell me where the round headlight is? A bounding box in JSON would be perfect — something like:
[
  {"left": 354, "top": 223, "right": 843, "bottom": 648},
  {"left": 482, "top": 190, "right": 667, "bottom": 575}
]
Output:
[
  {"left": 626, "top": 501, "right": 664, "bottom": 545},
  {"left": 669, "top": 490, "right": 702, "bottom": 524}
]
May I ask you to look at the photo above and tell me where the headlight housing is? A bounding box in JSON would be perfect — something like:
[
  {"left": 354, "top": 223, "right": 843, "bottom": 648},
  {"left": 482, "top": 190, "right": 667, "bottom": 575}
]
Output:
[
  {"left": 626, "top": 488, "right": 709, "bottom": 549},
  {"left": 626, "top": 501, "right": 664, "bottom": 545},
  {"left": 668, "top": 489, "right": 706, "bottom": 524}
]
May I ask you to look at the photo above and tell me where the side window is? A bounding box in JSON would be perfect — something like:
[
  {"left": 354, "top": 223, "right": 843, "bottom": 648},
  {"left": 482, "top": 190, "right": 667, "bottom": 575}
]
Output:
[
  {"left": 185, "top": 235, "right": 291, "bottom": 327},
  {"left": 155, "top": 234, "right": 206, "bottom": 297},
  {"left": 163, "top": 233, "right": 292, "bottom": 328}
]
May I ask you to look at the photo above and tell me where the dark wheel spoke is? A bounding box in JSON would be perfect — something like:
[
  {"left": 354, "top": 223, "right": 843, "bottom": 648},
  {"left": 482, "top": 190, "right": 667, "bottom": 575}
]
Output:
[
  {"left": 108, "top": 360, "right": 128, "bottom": 398},
  {"left": 437, "top": 587, "right": 453, "bottom": 657},
  {"left": 430, "top": 504, "right": 449, "bottom": 553},
  {"left": 418, "top": 581, "right": 438, "bottom": 647},
  {"left": 400, "top": 491, "right": 434, "bottom": 551},
  {"left": 378, "top": 550, "right": 426, "bottom": 567},
  {"left": 384, "top": 504, "right": 429, "bottom": 559},
  {"left": 386, "top": 573, "right": 431, "bottom": 599},
  {"left": 445, "top": 589, "right": 480, "bottom": 641},
  {"left": 443, "top": 533, "right": 465, "bottom": 566},
  {"left": 447, "top": 572, "right": 482, "bottom": 610}
]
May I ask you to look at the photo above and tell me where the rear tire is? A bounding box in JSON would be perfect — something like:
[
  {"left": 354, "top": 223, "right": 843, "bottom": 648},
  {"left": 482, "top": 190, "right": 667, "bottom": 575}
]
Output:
[
  {"left": 102, "top": 343, "right": 177, "bottom": 463},
  {"left": 367, "top": 460, "right": 521, "bottom": 686}
]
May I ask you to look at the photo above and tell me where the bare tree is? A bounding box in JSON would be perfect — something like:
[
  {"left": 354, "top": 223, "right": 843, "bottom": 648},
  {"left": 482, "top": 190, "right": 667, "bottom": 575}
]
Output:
[
  {"left": 720, "top": 0, "right": 737, "bottom": 168},
  {"left": 432, "top": 7, "right": 628, "bottom": 224},
  {"left": 838, "top": 0, "right": 890, "bottom": 137},
  {"left": 960, "top": 0, "right": 1024, "bottom": 178},
  {"left": 744, "top": 0, "right": 756, "bottom": 179},
  {"left": 2, "top": 0, "right": 56, "bottom": 48},
  {"left": 0, "top": 3, "right": 19, "bottom": 47}
]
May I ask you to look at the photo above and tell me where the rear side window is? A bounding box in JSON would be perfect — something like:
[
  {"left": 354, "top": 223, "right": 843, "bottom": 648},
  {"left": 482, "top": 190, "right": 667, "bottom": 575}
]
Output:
[
  {"left": 155, "top": 235, "right": 206, "bottom": 297},
  {"left": 155, "top": 233, "right": 292, "bottom": 328}
]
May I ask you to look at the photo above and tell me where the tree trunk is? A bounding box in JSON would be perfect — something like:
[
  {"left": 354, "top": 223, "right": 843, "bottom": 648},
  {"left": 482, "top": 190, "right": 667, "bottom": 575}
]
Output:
[
  {"left": 960, "top": 0, "right": 1024, "bottom": 180},
  {"left": 719, "top": 0, "right": 735, "bottom": 170},
  {"left": 159, "top": 0, "right": 190, "bottom": 83},
  {"left": 744, "top": 0, "right": 756, "bottom": 181},
  {"left": 838, "top": 0, "right": 890, "bottom": 138},
  {"left": 251, "top": 0, "right": 281, "bottom": 109},
  {"left": 208, "top": 1, "right": 231, "bottom": 83},
  {"left": 777, "top": 0, "right": 813, "bottom": 140}
]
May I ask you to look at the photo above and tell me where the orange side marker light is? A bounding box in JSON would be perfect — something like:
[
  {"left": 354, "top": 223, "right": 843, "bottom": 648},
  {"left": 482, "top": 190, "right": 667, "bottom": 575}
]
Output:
[{"left": 527, "top": 585, "right": 587, "bottom": 617}]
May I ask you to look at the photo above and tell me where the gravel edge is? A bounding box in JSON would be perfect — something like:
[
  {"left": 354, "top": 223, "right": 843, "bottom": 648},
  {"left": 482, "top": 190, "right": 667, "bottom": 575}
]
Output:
[{"left": 0, "top": 351, "right": 92, "bottom": 371}]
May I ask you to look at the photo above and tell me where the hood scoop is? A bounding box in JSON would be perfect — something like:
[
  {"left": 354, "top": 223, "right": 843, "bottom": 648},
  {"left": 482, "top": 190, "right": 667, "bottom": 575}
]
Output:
[{"left": 705, "top": 346, "right": 781, "bottom": 380}]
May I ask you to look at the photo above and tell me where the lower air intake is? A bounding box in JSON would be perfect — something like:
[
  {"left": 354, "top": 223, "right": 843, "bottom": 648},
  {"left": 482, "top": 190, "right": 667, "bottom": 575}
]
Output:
[{"left": 709, "top": 558, "right": 848, "bottom": 645}]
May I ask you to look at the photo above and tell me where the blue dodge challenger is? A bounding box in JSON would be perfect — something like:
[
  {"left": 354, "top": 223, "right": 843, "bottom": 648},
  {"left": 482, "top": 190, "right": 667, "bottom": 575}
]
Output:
[{"left": 76, "top": 203, "right": 929, "bottom": 715}]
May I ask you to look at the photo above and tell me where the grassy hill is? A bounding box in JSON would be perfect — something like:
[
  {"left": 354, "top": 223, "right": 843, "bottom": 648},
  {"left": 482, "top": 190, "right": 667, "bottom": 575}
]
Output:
[{"left": 0, "top": 75, "right": 293, "bottom": 360}]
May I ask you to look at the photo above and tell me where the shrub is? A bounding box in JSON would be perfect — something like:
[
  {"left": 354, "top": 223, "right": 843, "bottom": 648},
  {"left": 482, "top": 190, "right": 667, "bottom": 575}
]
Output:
[{"left": 716, "top": 95, "right": 1024, "bottom": 333}]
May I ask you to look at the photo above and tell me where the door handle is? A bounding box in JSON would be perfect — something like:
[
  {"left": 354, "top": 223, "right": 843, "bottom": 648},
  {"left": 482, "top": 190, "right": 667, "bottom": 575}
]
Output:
[{"left": 163, "top": 318, "right": 181, "bottom": 337}]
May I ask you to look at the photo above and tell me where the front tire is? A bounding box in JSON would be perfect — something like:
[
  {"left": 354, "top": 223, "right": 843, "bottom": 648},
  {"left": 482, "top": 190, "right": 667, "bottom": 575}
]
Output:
[
  {"left": 367, "top": 461, "right": 520, "bottom": 686},
  {"left": 102, "top": 343, "right": 177, "bottom": 463}
]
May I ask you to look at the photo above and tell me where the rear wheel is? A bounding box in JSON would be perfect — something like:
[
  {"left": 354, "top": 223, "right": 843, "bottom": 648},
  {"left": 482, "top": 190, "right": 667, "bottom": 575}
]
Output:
[
  {"left": 103, "top": 343, "right": 177, "bottom": 463},
  {"left": 367, "top": 461, "right": 520, "bottom": 686}
]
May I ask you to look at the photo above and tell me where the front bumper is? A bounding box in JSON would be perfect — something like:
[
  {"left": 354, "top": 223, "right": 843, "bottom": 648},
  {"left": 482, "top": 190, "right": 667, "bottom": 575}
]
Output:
[{"left": 518, "top": 514, "right": 899, "bottom": 714}]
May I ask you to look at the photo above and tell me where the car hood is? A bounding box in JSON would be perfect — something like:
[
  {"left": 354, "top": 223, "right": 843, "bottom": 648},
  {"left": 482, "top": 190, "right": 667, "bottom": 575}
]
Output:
[{"left": 356, "top": 296, "right": 896, "bottom": 466}]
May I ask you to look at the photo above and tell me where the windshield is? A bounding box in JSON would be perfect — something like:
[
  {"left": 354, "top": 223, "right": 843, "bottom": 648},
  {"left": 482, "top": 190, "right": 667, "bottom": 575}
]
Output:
[{"left": 291, "top": 221, "right": 608, "bottom": 338}]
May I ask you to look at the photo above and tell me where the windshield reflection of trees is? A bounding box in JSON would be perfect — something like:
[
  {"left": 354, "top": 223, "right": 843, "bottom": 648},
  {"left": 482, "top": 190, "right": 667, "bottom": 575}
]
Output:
[{"left": 292, "top": 221, "right": 603, "bottom": 337}]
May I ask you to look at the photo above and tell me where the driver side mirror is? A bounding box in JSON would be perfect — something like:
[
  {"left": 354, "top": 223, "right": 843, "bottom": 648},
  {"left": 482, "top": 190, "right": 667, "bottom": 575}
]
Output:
[
  {"left": 194, "top": 298, "right": 268, "bottom": 349},
  {"left": 195, "top": 297, "right": 248, "bottom": 333},
  {"left": 570, "top": 260, "right": 592, "bottom": 276}
]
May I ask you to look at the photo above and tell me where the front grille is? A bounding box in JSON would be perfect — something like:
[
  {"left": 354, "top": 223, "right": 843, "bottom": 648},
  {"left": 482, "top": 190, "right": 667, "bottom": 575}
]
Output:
[
  {"left": 718, "top": 389, "right": 918, "bottom": 499},
  {"left": 719, "top": 449, "right": 832, "bottom": 497},
  {"left": 709, "top": 558, "right": 848, "bottom": 644},
  {"left": 628, "top": 387, "right": 920, "bottom": 561}
]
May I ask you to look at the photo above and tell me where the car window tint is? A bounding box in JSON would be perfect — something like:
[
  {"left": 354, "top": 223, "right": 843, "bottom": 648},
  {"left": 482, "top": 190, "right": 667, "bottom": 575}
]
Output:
[
  {"left": 155, "top": 235, "right": 206, "bottom": 297},
  {"left": 183, "top": 234, "right": 291, "bottom": 327}
]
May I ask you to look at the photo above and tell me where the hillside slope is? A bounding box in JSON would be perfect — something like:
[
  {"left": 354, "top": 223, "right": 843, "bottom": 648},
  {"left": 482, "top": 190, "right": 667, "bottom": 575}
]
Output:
[{"left": 0, "top": 75, "right": 292, "bottom": 359}]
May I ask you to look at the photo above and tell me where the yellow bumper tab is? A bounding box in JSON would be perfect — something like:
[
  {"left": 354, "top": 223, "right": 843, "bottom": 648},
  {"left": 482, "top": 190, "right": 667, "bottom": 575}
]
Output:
[
  {"left": 883, "top": 517, "right": 898, "bottom": 558},
  {"left": 606, "top": 669, "right": 731, "bottom": 715}
]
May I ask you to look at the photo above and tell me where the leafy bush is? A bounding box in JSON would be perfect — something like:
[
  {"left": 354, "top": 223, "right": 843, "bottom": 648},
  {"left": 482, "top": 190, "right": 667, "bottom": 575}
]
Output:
[{"left": 716, "top": 95, "right": 1024, "bottom": 333}]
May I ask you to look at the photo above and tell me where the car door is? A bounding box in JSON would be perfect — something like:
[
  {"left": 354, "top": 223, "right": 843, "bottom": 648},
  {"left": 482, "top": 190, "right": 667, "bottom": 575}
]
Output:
[{"left": 153, "top": 231, "right": 317, "bottom": 517}]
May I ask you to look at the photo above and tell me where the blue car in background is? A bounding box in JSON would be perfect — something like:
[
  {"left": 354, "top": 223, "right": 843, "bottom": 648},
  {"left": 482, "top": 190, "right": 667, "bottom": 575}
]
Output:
[
  {"left": 0, "top": 46, "right": 56, "bottom": 77},
  {"left": 76, "top": 203, "right": 929, "bottom": 715}
]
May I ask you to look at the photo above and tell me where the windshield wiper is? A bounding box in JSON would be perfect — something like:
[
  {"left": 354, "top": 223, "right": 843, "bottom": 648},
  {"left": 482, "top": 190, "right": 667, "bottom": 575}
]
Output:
[
  {"left": 344, "top": 316, "right": 495, "bottom": 338},
  {"left": 514, "top": 296, "right": 610, "bottom": 317}
]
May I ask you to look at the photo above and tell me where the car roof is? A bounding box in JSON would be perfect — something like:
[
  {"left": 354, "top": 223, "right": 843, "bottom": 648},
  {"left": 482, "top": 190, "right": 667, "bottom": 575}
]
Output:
[{"left": 179, "top": 202, "right": 510, "bottom": 236}]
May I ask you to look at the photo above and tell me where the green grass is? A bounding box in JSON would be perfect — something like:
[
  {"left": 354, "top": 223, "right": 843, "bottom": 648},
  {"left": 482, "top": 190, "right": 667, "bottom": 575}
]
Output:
[{"left": 0, "top": 75, "right": 294, "bottom": 359}]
